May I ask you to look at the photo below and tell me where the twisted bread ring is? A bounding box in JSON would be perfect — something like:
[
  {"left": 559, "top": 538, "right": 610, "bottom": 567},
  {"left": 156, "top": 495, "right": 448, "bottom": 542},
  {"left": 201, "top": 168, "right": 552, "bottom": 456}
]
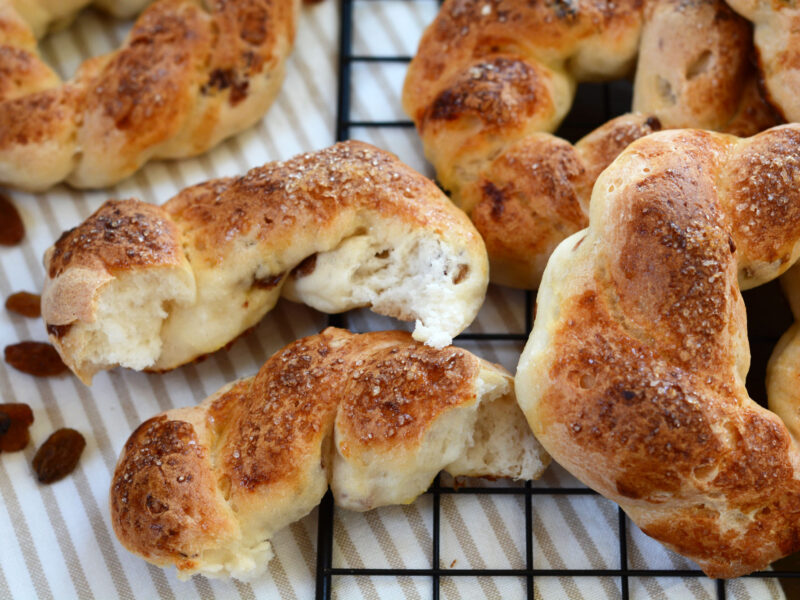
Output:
[
  {"left": 516, "top": 124, "right": 800, "bottom": 578},
  {"left": 110, "top": 327, "right": 549, "bottom": 580},
  {"left": 41, "top": 141, "right": 489, "bottom": 384},
  {"left": 0, "top": 0, "right": 298, "bottom": 191},
  {"left": 403, "top": 0, "right": 778, "bottom": 288},
  {"left": 727, "top": 0, "right": 800, "bottom": 124}
]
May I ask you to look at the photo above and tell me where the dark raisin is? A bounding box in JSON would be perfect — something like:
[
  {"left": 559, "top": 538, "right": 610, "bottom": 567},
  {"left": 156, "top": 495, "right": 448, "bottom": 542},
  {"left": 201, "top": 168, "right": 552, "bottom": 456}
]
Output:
[
  {"left": 252, "top": 272, "right": 285, "bottom": 289},
  {"left": 4, "top": 342, "right": 69, "bottom": 377},
  {"left": 0, "top": 193, "right": 24, "bottom": 246},
  {"left": 46, "top": 323, "right": 72, "bottom": 339},
  {"left": 0, "top": 403, "right": 34, "bottom": 452},
  {"left": 32, "top": 428, "right": 86, "bottom": 484},
  {"left": 292, "top": 254, "right": 317, "bottom": 279},
  {"left": 5, "top": 292, "right": 41, "bottom": 318}
]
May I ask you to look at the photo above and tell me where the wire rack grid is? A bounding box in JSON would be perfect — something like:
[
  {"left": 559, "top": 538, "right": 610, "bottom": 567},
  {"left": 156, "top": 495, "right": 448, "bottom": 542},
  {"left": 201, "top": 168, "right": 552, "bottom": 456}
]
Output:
[{"left": 306, "top": 1, "right": 800, "bottom": 599}]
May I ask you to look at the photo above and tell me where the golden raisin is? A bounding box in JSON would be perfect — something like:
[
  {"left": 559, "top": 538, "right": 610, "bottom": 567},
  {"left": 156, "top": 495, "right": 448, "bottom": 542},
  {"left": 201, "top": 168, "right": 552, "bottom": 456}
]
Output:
[
  {"left": 0, "top": 193, "right": 24, "bottom": 246},
  {"left": 4, "top": 342, "right": 68, "bottom": 377},
  {"left": 0, "top": 403, "right": 34, "bottom": 452},
  {"left": 5, "top": 292, "right": 41, "bottom": 318},
  {"left": 32, "top": 428, "right": 86, "bottom": 484}
]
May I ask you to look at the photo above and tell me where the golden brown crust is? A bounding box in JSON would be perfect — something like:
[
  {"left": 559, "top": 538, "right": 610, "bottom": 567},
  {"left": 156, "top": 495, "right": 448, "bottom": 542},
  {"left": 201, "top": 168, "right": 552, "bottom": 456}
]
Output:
[
  {"left": 517, "top": 124, "right": 800, "bottom": 578},
  {"left": 0, "top": 86, "right": 80, "bottom": 149},
  {"left": 403, "top": 0, "right": 642, "bottom": 119},
  {"left": 111, "top": 414, "right": 238, "bottom": 567},
  {"left": 47, "top": 199, "right": 185, "bottom": 279},
  {"left": 217, "top": 335, "right": 343, "bottom": 494},
  {"left": 0, "top": 45, "right": 58, "bottom": 101},
  {"left": 722, "top": 126, "right": 800, "bottom": 269},
  {"left": 110, "top": 328, "right": 530, "bottom": 578},
  {"left": 404, "top": 0, "right": 778, "bottom": 289},
  {"left": 41, "top": 141, "right": 488, "bottom": 380},
  {"left": 80, "top": 1, "right": 210, "bottom": 160},
  {"left": 463, "top": 113, "right": 661, "bottom": 289},
  {"left": 164, "top": 141, "right": 473, "bottom": 265},
  {"left": 336, "top": 337, "right": 479, "bottom": 452},
  {"left": 0, "top": 0, "right": 299, "bottom": 191}
]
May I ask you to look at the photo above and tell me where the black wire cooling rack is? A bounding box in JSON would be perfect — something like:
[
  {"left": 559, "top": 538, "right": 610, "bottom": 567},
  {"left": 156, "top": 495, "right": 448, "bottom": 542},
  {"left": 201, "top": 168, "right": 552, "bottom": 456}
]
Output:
[{"left": 313, "top": 1, "right": 800, "bottom": 598}]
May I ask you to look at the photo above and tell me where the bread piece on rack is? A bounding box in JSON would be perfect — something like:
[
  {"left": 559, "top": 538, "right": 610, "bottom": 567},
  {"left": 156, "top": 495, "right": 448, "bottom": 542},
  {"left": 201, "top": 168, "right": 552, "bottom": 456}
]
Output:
[
  {"left": 41, "top": 141, "right": 489, "bottom": 384},
  {"left": 461, "top": 113, "right": 661, "bottom": 288},
  {"left": 403, "top": 0, "right": 779, "bottom": 289},
  {"left": 110, "top": 328, "right": 550, "bottom": 580},
  {"left": 517, "top": 124, "right": 800, "bottom": 578}
]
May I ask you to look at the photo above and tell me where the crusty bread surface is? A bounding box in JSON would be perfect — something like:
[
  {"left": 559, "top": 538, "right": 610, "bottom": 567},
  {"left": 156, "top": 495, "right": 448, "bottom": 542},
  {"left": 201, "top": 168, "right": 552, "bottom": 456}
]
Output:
[
  {"left": 110, "top": 328, "right": 550, "bottom": 580},
  {"left": 403, "top": 0, "right": 780, "bottom": 288},
  {"left": 517, "top": 124, "right": 800, "bottom": 578},
  {"left": 0, "top": 0, "right": 299, "bottom": 190},
  {"left": 726, "top": 0, "right": 800, "bottom": 124},
  {"left": 41, "top": 141, "right": 489, "bottom": 383}
]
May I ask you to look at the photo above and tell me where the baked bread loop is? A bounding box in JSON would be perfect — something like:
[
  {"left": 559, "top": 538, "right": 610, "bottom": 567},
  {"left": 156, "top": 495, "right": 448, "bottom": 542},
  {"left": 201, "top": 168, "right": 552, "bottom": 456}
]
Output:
[
  {"left": 726, "top": 0, "right": 800, "bottom": 123},
  {"left": 403, "top": 0, "right": 779, "bottom": 289},
  {"left": 516, "top": 124, "right": 800, "bottom": 578},
  {"left": 0, "top": 0, "right": 299, "bottom": 191},
  {"left": 110, "top": 327, "right": 550, "bottom": 580},
  {"left": 41, "top": 141, "right": 489, "bottom": 384}
]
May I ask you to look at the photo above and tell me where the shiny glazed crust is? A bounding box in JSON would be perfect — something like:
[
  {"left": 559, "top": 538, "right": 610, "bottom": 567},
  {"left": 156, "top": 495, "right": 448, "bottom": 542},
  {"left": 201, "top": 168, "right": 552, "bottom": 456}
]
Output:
[
  {"left": 516, "top": 124, "right": 800, "bottom": 578},
  {"left": 41, "top": 141, "right": 489, "bottom": 383},
  {"left": 403, "top": 0, "right": 780, "bottom": 289},
  {"left": 110, "top": 328, "right": 550, "bottom": 580},
  {"left": 0, "top": 0, "right": 299, "bottom": 191}
]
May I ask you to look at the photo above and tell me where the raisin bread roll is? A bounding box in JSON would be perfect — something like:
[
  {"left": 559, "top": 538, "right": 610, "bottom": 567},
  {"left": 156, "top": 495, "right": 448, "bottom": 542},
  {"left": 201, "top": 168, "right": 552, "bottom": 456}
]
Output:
[
  {"left": 517, "top": 124, "right": 800, "bottom": 578},
  {"left": 0, "top": 0, "right": 299, "bottom": 190},
  {"left": 41, "top": 142, "right": 489, "bottom": 383},
  {"left": 111, "top": 328, "right": 550, "bottom": 580}
]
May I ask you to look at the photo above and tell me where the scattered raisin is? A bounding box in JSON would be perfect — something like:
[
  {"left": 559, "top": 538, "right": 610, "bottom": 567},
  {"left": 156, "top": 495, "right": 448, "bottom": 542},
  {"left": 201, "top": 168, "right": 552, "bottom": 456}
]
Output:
[
  {"left": 0, "top": 403, "right": 34, "bottom": 452},
  {"left": 0, "top": 193, "right": 24, "bottom": 246},
  {"left": 4, "top": 341, "right": 68, "bottom": 377},
  {"left": 32, "top": 428, "right": 86, "bottom": 484},
  {"left": 5, "top": 291, "right": 41, "bottom": 318}
]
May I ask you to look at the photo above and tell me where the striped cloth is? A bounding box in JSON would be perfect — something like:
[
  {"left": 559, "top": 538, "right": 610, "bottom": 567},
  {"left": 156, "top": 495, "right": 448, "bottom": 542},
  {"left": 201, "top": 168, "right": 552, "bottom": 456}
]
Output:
[{"left": 0, "top": 1, "right": 787, "bottom": 599}]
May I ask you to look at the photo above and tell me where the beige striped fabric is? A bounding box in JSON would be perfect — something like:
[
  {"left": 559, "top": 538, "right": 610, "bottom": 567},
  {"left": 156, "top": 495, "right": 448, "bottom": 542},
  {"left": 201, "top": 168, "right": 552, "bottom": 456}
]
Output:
[{"left": 0, "top": 1, "right": 788, "bottom": 599}]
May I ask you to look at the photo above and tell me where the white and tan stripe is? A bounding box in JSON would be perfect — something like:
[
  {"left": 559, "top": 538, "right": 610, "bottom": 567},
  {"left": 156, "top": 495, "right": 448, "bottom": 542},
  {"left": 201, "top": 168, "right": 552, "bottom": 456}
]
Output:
[
  {"left": 333, "top": 514, "right": 382, "bottom": 600},
  {"left": 0, "top": 267, "right": 139, "bottom": 599}
]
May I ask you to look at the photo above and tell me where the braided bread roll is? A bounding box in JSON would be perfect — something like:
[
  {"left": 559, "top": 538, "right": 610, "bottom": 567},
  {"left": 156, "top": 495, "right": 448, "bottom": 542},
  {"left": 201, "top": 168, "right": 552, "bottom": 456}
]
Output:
[
  {"left": 41, "top": 141, "right": 489, "bottom": 384},
  {"left": 0, "top": 0, "right": 298, "bottom": 191},
  {"left": 727, "top": 0, "right": 800, "bottom": 124},
  {"left": 403, "top": 0, "right": 778, "bottom": 288},
  {"left": 110, "top": 328, "right": 550, "bottom": 580},
  {"left": 516, "top": 124, "right": 800, "bottom": 578}
]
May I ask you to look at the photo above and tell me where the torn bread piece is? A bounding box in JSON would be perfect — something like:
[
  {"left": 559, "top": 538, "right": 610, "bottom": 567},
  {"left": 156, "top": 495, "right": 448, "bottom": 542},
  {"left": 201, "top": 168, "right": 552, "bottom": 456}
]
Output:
[
  {"left": 42, "top": 141, "right": 489, "bottom": 384},
  {"left": 110, "top": 328, "right": 549, "bottom": 580}
]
